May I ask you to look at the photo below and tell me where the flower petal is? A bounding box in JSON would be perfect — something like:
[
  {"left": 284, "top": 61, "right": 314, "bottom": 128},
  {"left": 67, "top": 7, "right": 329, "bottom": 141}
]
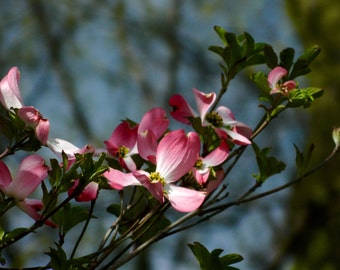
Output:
[
  {"left": 165, "top": 184, "right": 206, "bottom": 212},
  {"left": 17, "top": 199, "right": 57, "bottom": 228},
  {"left": 104, "top": 169, "right": 141, "bottom": 190},
  {"left": 133, "top": 170, "right": 164, "bottom": 202},
  {"left": 138, "top": 107, "right": 169, "bottom": 139},
  {"left": 105, "top": 121, "right": 138, "bottom": 156},
  {"left": 193, "top": 88, "right": 216, "bottom": 122},
  {"left": 0, "top": 67, "right": 24, "bottom": 110},
  {"left": 0, "top": 160, "right": 12, "bottom": 191},
  {"left": 156, "top": 130, "right": 200, "bottom": 183},
  {"left": 202, "top": 140, "right": 229, "bottom": 167},
  {"left": 6, "top": 155, "right": 48, "bottom": 200},
  {"left": 169, "top": 94, "right": 197, "bottom": 124},
  {"left": 268, "top": 66, "right": 288, "bottom": 89}
]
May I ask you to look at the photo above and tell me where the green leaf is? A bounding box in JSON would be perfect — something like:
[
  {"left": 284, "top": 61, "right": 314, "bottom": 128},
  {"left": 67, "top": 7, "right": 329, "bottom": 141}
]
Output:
[
  {"left": 188, "top": 242, "right": 243, "bottom": 270},
  {"left": 252, "top": 142, "right": 286, "bottom": 183},
  {"left": 213, "top": 25, "right": 228, "bottom": 46},
  {"left": 264, "top": 45, "right": 278, "bottom": 68},
  {"left": 52, "top": 203, "right": 92, "bottom": 234},
  {"left": 279, "top": 47, "right": 295, "bottom": 71},
  {"left": 294, "top": 143, "right": 314, "bottom": 177},
  {"left": 290, "top": 45, "right": 321, "bottom": 79},
  {"left": 287, "top": 87, "right": 323, "bottom": 108},
  {"left": 2, "top": 228, "right": 28, "bottom": 244}
]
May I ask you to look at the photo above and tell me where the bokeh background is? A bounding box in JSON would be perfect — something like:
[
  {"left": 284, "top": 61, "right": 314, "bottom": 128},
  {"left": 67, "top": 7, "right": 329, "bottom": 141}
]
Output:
[{"left": 0, "top": 0, "right": 339, "bottom": 269}]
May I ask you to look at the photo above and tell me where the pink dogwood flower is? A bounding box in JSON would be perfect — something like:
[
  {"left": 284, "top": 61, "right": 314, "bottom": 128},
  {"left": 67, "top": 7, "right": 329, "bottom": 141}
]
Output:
[
  {"left": 193, "top": 140, "right": 229, "bottom": 186},
  {"left": 17, "top": 106, "right": 50, "bottom": 145},
  {"left": 0, "top": 66, "right": 24, "bottom": 110},
  {"left": 104, "top": 129, "right": 206, "bottom": 212},
  {"left": 0, "top": 155, "right": 55, "bottom": 227},
  {"left": 105, "top": 121, "right": 138, "bottom": 171},
  {"left": 268, "top": 66, "right": 297, "bottom": 95},
  {"left": 169, "top": 88, "right": 252, "bottom": 145}
]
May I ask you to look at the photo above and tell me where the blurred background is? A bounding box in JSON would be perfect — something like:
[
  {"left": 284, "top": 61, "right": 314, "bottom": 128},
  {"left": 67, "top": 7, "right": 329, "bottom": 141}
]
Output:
[{"left": 0, "top": 0, "right": 339, "bottom": 269}]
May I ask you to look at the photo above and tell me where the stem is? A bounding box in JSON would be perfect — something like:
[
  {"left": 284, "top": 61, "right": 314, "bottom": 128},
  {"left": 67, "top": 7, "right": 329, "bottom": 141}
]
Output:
[{"left": 70, "top": 199, "right": 97, "bottom": 259}]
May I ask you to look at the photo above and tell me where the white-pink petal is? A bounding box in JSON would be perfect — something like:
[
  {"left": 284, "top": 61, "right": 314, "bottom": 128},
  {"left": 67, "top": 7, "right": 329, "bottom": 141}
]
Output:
[
  {"left": 104, "top": 169, "right": 141, "bottom": 190},
  {"left": 0, "top": 67, "right": 24, "bottom": 110},
  {"left": 156, "top": 130, "right": 200, "bottom": 183},
  {"left": 165, "top": 184, "right": 206, "bottom": 212},
  {"left": 5, "top": 155, "right": 48, "bottom": 200},
  {"left": 268, "top": 66, "right": 288, "bottom": 89},
  {"left": 193, "top": 88, "right": 216, "bottom": 122}
]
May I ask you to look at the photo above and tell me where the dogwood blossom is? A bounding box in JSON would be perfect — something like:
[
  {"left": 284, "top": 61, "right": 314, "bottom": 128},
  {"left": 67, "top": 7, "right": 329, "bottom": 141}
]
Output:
[
  {"left": 105, "top": 121, "right": 138, "bottom": 171},
  {"left": 0, "top": 155, "right": 55, "bottom": 227},
  {"left": 104, "top": 129, "right": 206, "bottom": 212},
  {"left": 268, "top": 66, "right": 296, "bottom": 95},
  {"left": 169, "top": 88, "right": 252, "bottom": 145},
  {"left": 193, "top": 140, "right": 229, "bottom": 186}
]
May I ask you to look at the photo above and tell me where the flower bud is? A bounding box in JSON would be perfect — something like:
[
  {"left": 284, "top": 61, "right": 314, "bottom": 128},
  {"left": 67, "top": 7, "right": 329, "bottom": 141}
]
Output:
[{"left": 332, "top": 127, "right": 340, "bottom": 148}]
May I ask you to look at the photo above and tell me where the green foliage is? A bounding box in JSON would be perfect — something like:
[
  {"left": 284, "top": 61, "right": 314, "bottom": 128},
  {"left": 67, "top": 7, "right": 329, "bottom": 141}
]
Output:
[
  {"left": 52, "top": 203, "right": 93, "bottom": 235},
  {"left": 252, "top": 142, "right": 286, "bottom": 183},
  {"left": 209, "top": 26, "right": 266, "bottom": 80},
  {"left": 294, "top": 143, "right": 314, "bottom": 177},
  {"left": 287, "top": 87, "right": 323, "bottom": 108},
  {"left": 188, "top": 241, "right": 243, "bottom": 270}
]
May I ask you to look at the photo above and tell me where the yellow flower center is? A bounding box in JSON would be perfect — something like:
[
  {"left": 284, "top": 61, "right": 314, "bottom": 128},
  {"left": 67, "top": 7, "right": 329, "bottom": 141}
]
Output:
[
  {"left": 149, "top": 172, "right": 165, "bottom": 184},
  {"left": 117, "top": 146, "right": 129, "bottom": 158},
  {"left": 195, "top": 159, "right": 203, "bottom": 169},
  {"left": 205, "top": 111, "right": 223, "bottom": 127}
]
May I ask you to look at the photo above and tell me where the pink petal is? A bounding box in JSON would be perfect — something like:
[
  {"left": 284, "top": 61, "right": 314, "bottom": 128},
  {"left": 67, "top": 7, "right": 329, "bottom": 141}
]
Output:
[
  {"left": 202, "top": 140, "right": 229, "bottom": 167},
  {"left": 133, "top": 170, "right": 164, "bottom": 202},
  {"left": 165, "top": 184, "right": 206, "bottom": 212},
  {"left": 103, "top": 169, "right": 141, "bottom": 190},
  {"left": 223, "top": 129, "right": 251, "bottom": 145},
  {"left": 193, "top": 89, "right": 216, "bottom": 122},
  {"left": 17, "top": 199, "right": 57, "bottom": 228},
  {"left": 105, "top": 121, "right": 138, "bottom": 156},
  {"left": 0, "top": 160, "right": 12, "bottom": 191},
  {"left": 138, "top": 107, "right": 169, "bottom": 139},
  {"left": 5, "top": 155, "right": 48, "bottom": 200},
  {"left": 137, "top": 129, "right": 157, "bottom": 163},
  {"left": 47, "top": 138, "right": 94, "bottom": 159},
  {"left": 283, "top": 80, "right": 297, "bottom": 90},
  {"left": 0, "top": 67, "right": 24, "bottom": 110},
  {"left": 35, "top": 118, "right": 50, "bottom": 145},
  {"left": 192, "top": 167, "right": 210, "bottom": 186},
  {"left": 268, "top": 66, "right": 287, "bottom": 90},
  {"left": 17, "top": 106, "right": 41, "bottom": 126},
  {"left": 215, "top": 106, "right": 237, "bottom": 125},
  {"left": 169, "top": 94, "right": 197, "bottom": 125},
  {"left": 68, "top": 179, "right": 98, "bottom": 202},
  {"left": 156, "top": 130, "right": 200, "bottom": 183}
]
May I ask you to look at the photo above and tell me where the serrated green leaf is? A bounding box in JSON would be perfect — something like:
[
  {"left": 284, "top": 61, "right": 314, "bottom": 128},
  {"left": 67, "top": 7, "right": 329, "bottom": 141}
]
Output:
[{"left": 287, "top": 87, "right": 323, "bottom": 108}]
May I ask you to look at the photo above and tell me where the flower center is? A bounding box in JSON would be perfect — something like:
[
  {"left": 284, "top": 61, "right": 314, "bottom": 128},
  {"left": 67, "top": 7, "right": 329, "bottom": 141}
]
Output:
[
  {"left": 195, "top": 159, "right": 203, "bottom": 169},
  {"left": 117, "top": 146, "right": 129, "bottom": 158},
  {"left": 149, "top": 172, "right": 165, "bottom": 184},
  {"left": 205, "top": 111, "right": 223, "bottom": 127}
]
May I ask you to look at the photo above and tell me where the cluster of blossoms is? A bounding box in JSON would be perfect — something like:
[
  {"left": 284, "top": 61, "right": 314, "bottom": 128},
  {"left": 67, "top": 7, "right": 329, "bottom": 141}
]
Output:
[{"left": 0, "top": 65, "right": 293, "bottom": 227}]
